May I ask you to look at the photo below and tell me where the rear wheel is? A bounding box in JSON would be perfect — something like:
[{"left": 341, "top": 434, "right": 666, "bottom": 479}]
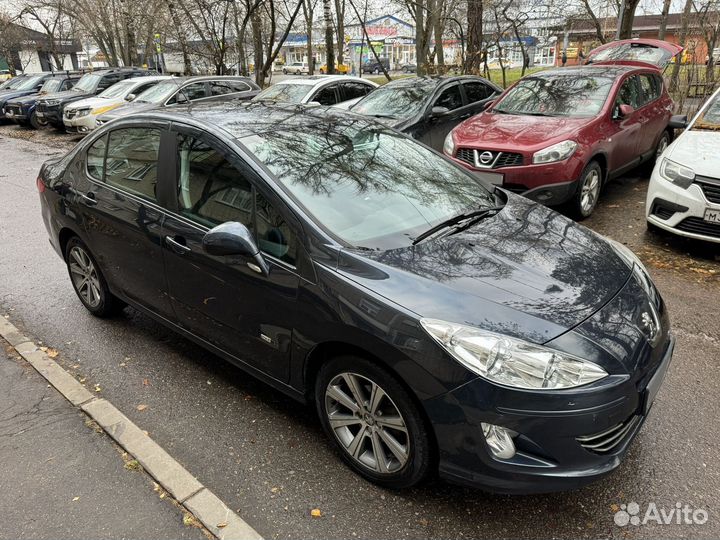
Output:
[
  {"left": 570, "top": 160, "right": 603, "bottom": 220},
  {"left": 316, "top": 356, "right": 432, "bottom": 489},
  {"left": 653, "top": 130, "right": 671, "bottom": 164},
  {"left": 65, "top": 237, "right": 124, "bottom": 317}
]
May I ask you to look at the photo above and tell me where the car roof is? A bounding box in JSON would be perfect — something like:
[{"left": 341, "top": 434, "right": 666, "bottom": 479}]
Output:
[
  {"left": 121, "top": 101, "right": 374, "bottom": 140},
  {"left": 273, "top": 75, "right": 365, "bottom": 86}
]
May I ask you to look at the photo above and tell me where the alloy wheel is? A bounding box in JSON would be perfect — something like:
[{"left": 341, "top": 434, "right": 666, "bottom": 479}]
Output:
[
  {"left": 68, "top": 246, "right": 102, "bottom": 308},
  {"left": 325, "top": 372, "right": 410, "bottom": 474},
  {"left": 580, "top": 169, "right": 601, "bottom": 215}
]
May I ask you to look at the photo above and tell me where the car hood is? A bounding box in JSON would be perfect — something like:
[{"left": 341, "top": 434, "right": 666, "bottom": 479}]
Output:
[
  {"left": 453, "top": 113, "right": 589, "bottom": 150},
  {"left": 666, "top": 130, "right": 720, "bottom": 178},
  {"left": 39, "top": 89, "right": 91, "bottom": 102},
  {"left": 336, "top": 194, "right": 631, "bottom": 345},
  {"left": 66, "top": 96, "right": 121, "bottom": 111},
  {"left": 0, "top": 89, "right": 36, "bottom": 103},
  {"left": 8, "top": 92, "right": 42, "bottom": 106},
  {"left": 99, "top": 101, "right": 159, "bottom": 120}
]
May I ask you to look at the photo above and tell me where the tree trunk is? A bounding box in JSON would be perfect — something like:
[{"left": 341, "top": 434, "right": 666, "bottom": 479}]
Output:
[
  {"left": 167, "top": 1, "right": 192, "bottom": 74},
  {"left": 323, "top": 0, "right": 335, "bottom": 73},
  {"left": 303, "top": 0, "right": 314, "bottom": 73},
  {"left": 465, "top": 0, "right": 483, "bottom": 73},
  {"left": 658, "top": 0, "right": 672, "bottom": 40},
  {"left": 617, "top": 0, "right": 641, "bottom": 40},
  {"left": 433, "top": 2, "right": 444, "bottom": 70},
  {"left": 251, "top": 10, "right": 263, "bottom": 86},
  {"left": 334, "top": 0, "right": 345, "bottom": 64}
]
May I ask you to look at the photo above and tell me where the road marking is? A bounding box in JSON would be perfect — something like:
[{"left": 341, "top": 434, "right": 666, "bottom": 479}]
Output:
[{"left": 0, "top": 315, "right": 263, "bottom": 540}]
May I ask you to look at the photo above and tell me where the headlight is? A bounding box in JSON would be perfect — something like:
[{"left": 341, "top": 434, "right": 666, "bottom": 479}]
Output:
[
  {"left": 443, "top": 132, "right": 455, "bottom": 156},
  {"left": 76, "top": 109, "right": 91, "bottom": 117},
  {"left": 532, "top": 140, "right": 577, "bottom": 164},
  {"left": 659, "top": 158, "right": 694, "bottom": 189},
  {"left": 420, "top": 319, "right": 608, "bottom": 390},
  {"left": 43, "top": 99, "right": 59, "bottom": 106}
]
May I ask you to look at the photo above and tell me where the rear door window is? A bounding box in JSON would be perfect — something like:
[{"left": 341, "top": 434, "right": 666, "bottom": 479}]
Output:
[
  {"left": 105, "top": 128, "right": 162, "bottom": 202},
  {"left": 341, "top": 82, "right": 373, "bottom": 101},
  {"left": 463, "top": 81, "right": 495, "bottom": 103}
]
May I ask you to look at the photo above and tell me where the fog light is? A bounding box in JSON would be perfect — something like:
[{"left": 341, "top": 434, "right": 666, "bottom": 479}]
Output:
[{"left": 481, "top": 422, "right": 516, "bottom": 459}]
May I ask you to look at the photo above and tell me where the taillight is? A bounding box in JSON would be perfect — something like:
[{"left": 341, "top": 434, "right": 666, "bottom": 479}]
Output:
[{"left": 36, "top": 176, "right": 45, "bottom": 193}]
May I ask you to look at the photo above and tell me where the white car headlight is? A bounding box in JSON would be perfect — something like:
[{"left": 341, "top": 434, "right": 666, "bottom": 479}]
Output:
[
  {"left": 443, "top": 132, "right": 455, "bottom": 156},
  {"left": 420, "top": 319, "right": 608, "bottom": 390},
  {"left": 532, "top": 140, "right": 577, "bottom": 164},
  {"left": 659, "top": 157, "right": 694, "bottom": 189}
]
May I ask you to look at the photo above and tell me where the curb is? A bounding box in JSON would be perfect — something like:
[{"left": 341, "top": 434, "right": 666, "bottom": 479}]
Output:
[{"left": 0, "top": 316, "right": 263, "bottom": 540}]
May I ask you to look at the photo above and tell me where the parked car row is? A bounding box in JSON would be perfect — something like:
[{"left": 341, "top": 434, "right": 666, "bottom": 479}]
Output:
[{"left": 1, "top": 70, "right": 261, "bottom": 133}]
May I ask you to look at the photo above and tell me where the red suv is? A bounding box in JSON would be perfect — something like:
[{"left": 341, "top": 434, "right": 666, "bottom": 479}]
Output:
[{"left": 445, "top": 39, "right": 683, "bottom": 218}]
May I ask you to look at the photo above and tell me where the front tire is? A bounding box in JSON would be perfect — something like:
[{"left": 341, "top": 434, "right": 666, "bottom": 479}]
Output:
[
  {"left": 570, "top": 160, "right": 603, "bottom": 220},
  {"left": 316, "top": 356, "right": 433, "bottom": 489},
  {"left": 29, "top": 111, "right": 46, "bottom": 129},
  {"left": 65, "top": 237, "right": 124, "bottom": 317}
]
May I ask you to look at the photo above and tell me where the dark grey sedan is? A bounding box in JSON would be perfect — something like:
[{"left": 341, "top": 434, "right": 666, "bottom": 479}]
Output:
[{"left": 349, "top": 76, "right": 501, "bottom": 150}]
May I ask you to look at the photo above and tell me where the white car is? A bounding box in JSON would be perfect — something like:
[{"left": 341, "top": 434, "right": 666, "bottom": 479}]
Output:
[
  {"left": 282, "top": 62, "right": 309, "bottom": 75},
  {"left": 252, "top": 75, "right": 377, "bottom": 107},
  {"left": 646, "top": 86, "right": 720, "bottom": 243},
  {"left": 63, "top": 75, "right": 171, "bottom": 133}
]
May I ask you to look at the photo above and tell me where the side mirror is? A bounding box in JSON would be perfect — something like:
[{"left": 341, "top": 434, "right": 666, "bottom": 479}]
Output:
[
  {"left": 125, "top": 93, "right": 136, "bottom": 102},
  {"left": 481, "top": 100, "right": 495, "bottom": 111},
  {"left": 668, "top": 114, "right": 688, "bottom": 129},
  {"left": 618, "top": 104, "right": 634, "bottom": 118},
  {"left": 431, "top": 106, "right": 450, "bottom": 117},
  {"left": 202, "top": 222, "right": 269, "bottom": 276}
]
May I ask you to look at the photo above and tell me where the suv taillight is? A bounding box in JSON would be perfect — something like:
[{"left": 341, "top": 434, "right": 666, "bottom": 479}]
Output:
[{"left": 36, "top": 176, "right": 45, "bottom": 193}]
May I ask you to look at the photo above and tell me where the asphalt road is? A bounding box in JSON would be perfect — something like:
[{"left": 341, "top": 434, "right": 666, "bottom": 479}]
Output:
[{"left": 0, "top": 125, "right": 719, "bottom": 539}]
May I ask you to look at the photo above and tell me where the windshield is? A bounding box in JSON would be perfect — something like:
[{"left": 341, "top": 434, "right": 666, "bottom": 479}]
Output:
[
  {"left": 74, "top": 73, "right": 101, "bottom": 92},
  {"left": 40, "top": 78, "right": 63, "bottom": 93},
  {"left": 1, "top": 77, "right": 26, "bottom": 90},
  {"left": 99, "top": 79, "right": 134, "bottom": 99},
  {"left": 136, "top": 80, "right": 180, "bottom": 103},
  {"left": 16, "top": 75, "right": 45, "bottom": 91},
  {"left": 239, "top": 115, "right": 494, "bottom": 249},
  {"left": 693, "top": 92, "right": 720, "bottom": 131},
  {"left": 252, "top": 83, "right": 311, "bottom": 103},
  {"left": 351, "top": 83, "right": 433, "bottom": 119},
  {"left": 494, "top": 74, "right": 614, "bottom": 117}
]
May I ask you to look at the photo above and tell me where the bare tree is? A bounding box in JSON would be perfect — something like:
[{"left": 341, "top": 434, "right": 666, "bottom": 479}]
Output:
[
  {"left": 334, "top": 0, "right": 345, "bottom": 64},
  {"left": 464, "top": 0, "right": 483, "bottom": 73},
  {"left": 302, "top": 0, "right": 316, "bottom": 73},
  {"left": 323, "top": 0, "right": 335, "bottom": 72},
  {"left": 0, "top": 12, "right": 25, "bottom": 75},
  {"left": 658, "top": 0, "right": 673, "bottom": 40},
  {"left": 579, "top": 0, "right": 607, "bottom": 43}
]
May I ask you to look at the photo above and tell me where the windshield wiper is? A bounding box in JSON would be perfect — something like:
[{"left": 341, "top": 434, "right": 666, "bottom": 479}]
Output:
[
  {"left": 368, "top": 113, "right": 398, "bottom": 119},
  {"left": 411, "top": 206, "right": 504, "bottom": 246}
]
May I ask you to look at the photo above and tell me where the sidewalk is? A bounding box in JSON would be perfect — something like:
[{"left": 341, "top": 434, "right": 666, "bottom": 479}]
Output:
[{"left": 0, "top": 341, "right": 207, "bottom": 540}]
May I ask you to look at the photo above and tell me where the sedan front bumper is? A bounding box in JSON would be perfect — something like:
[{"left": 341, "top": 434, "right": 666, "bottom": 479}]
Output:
[{"left": 424, "top": 336, "right": 674, "bottom": 494}]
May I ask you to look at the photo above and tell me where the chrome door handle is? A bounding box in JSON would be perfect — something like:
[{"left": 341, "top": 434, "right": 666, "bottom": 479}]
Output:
[
  {"left": 164, "top": 236, "right": 191, "bottom": 254},
  {"left": 70, "top": 187, "right": 97, "bottom": 206}
]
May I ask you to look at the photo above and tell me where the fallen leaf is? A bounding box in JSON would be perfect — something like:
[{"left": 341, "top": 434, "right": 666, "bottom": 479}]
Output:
[
  {"left": 142, "top": 378, "right": 150, "bottom": 386},
  {"left": 94, "top": 385, "right": 102, "bottom": 393},
  {"left": 136, "top": 404, "right": 148, "bottom": 412},
  {"left": 217, "top": 522, "right": 228, "bottom": 528},
  {"left": 311, "top": 508, "right": 322, "bottom": 518},
  {"left": 39, "top": 346, "right": 48, "bottom": 352},
  {"left": 270, "top": 487, "right": 281, "bottom": 494},
  {"left": 46, "top": 348, "right": 59, "bottom": 358},
  {"left": 72, "top": 496, "right": 80, "bottom": 502}
]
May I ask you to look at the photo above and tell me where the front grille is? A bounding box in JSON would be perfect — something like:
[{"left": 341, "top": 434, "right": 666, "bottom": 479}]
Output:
[
  {"left": 577, "top": 415, "right": 641, "bottom": 454},
  {"left": 695, "top": 177, "right": 720, "bottom": 204},
  {"left": 5, "top": 105, "right": 22, "bottom": 117},
  {"left": 65, "top": 109, "right": 77, "bottom": 119},
  {"left": 454, "top": 148, "right": 524, "bottom": 169},
  {"left": 36, "top": 103, "right": 48, "bottom": 113},
  {"left": 675, "top": 217, "right": 720, "bottom": 238},
  {"left": 455, "top": 148, "right": 475, "bottom": 166}
]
